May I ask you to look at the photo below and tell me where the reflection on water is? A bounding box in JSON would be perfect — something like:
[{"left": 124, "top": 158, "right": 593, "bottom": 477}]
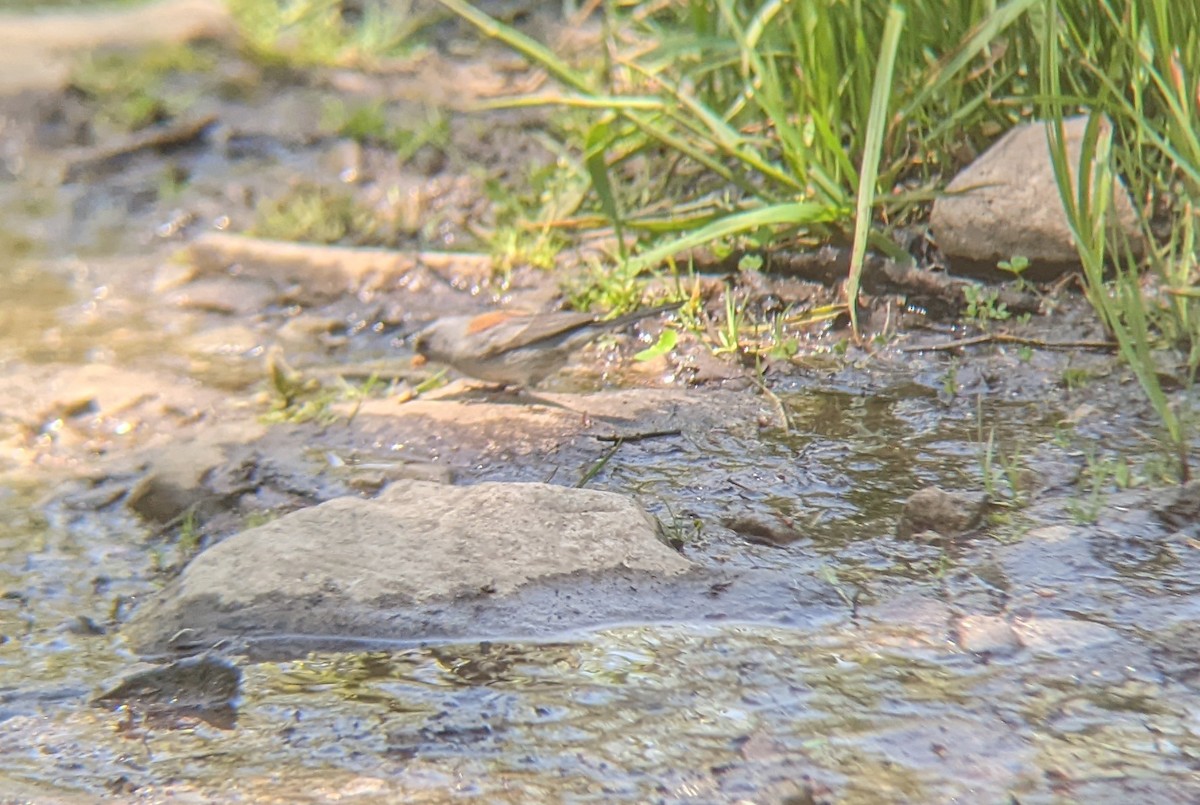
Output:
[
  {"left": 0, "top": 262, "right": 76, "bottom": 362},
  {"left": 6, "top": 622, "right": 1195, "bottom": 801},
  {"left": 0, "top": 3, "right": 1197, "bottom": 800}
]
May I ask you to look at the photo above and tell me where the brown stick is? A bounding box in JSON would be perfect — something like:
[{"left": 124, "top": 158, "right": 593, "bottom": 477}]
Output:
[
  {"left": 901, "top": 333, "right": 1115, "bottom": 352},
  {"left": 62, "top": 114, "right": 218, "bottom": 183}
]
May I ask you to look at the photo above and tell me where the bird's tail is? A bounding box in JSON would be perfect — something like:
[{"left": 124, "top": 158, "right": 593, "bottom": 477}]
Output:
[{"left": 602, "top": 300, "right": 685, "bottom": 329}]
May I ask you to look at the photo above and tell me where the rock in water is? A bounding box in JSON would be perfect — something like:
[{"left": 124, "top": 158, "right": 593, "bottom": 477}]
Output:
[{"left": 124, "top": 480, "right": 692, "bottom": 654}]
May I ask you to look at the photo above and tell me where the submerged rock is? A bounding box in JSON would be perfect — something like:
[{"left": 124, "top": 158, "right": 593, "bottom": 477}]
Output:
[
  {"left": 896, "top": 486, "right": 987, "bottom": 539},
  {"left": 1152, "top": 479, "right": 1200, "bottom": 532},
  {"left": 954, "top": 614, "right": 1022, "bottom": 657},
  {"left": 124, "top": 439, "right": 235, "bottom": 524},
  {"left": 1012, "top": 616, "right": 1122, "bottom": 655},
  {"left": 722, "top": 513, "right": 805, "bottom": 547},
  {"left": 124, "top": 479, "right": 692, "bottom": 654},
  {"left": 93, "top": 654, "right": 241, "bottom": 729}
]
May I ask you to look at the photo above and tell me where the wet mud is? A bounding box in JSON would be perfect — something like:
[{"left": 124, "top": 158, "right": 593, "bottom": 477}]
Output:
[{"left": 1, "top": 2, "right": 1199, "bottom": 802}]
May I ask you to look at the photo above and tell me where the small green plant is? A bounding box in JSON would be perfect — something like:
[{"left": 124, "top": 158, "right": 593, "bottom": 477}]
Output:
[
  {"left": 252, "top": 184, "right": 366, "bottom": 244},
  {"left": 737, "top": 253, "right": 764, "bottom": 273},
  {"left": 1067, "top": 487, "right": 1105, "bottom": 525},
  {"left": 156, "top": 165, "right": 190, "bottom": 203},
  {"left": 414, "top": 367, "right": 448, "bottom": 395},
  {"left": 1060, "top": 365, "right": 1094, "bottom": 390},
  {"left": 229, "top": 0, "right": 434, "bottom": 69},
  {"left": 260, "top": 348, "right": 395, "bottom": 424},
  {"left": 488, "top": 225, "right": 567, "bottom": 274},
  {"left": 817, "top": 566, "right": 860, "bottom": 613},
  {"left": 941, "top": 360, "right": 959, "bottom": 399},
  {"left": 659, "top": 509, "right": 701, "bottom": 552},
  {"left": 338, "top": 371, "right": 385, "bottom": 425},
  {"left": 650, "top": 500, "right": 702, "bottom": 552},
  {"left": 765, "top": 315, "right": 801, "bottom": 360},
  {"left": 243, "top": 511, "right": 277, "bottom": 530},
  {"left": 147, "top": 543, "right": 167, "bottom": 574},
  {"left": 260, "top": 346, "right": 337, "bottom": 424},
  {"left": 177, "top": 508, "right": 202, "bottom": 559},
  {"left": 978, "top": 424, "right": 1030, "bottom": 509},
  {"left": 634, "top": 328, "right": 678, "bottom": 362},
  {"left": 252, "top": 182, "right": 419, "bottom": 246},
  {"left": 963, "top": 285, "right": 1011, "bottom": 324},
  {"left": 320, "top": 100, "right": 450, "bottom": 163},
  {"left": 482, "top": 154, "right": 586, "bottom": 276},
  {"left": 1069, "top": 454, "right": 1116, "bottom": 524},
  {"left": 70, "top": 43, "right": 215, "bottom": 132},
  {"left": 978, "top": 428, "right": 1002, "bottom": 500},
  {"left": 321, "top": 99, "right": 392, "bottom": 144},
  {"left": 1051, "top": 423, "right": 1074, "bottom": 449},
  {"left": 1069, "top": 447, "right": 1155, "bottom": 523},
  {"left": 997, "top": 255, "right": 1032, "bottom": 289},
  {"left": 390, "top": 106, "right": 451, "bottom": 164},
  {"left": 713, "top": 288, "right": 747, "bottom": 356}
]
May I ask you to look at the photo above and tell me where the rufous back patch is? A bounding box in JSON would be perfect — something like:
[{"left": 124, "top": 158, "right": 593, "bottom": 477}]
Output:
[{"left": 466, "top": 310, "right": 521, "bottom": 334}]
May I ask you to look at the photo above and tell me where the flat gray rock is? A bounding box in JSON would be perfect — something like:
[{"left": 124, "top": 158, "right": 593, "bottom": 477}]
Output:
[
  {"left": 124, "top": 479, "right": 693, "bottom": 653},
  {"left": 931, "top": 116, "right": 1143, "bottom": 278}
]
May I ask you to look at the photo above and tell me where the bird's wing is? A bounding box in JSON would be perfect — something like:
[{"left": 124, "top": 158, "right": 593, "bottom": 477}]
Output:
[
  {"left": 477, "top": 311, "right": 599, "bottom": 357},
  {"left": 474, "top": 302, "right": 682, "bottom": 358}
]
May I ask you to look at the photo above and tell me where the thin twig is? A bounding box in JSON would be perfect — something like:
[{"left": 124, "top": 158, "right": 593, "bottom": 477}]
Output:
[
  {"left": 901, "top": 333, "right": 1116, "bottom": 352},
  {"left": 63, "top": 114, "right": 218, "bottom": 183},
  {"left": 594, "top": 428, "right": 681, "bottom": 443},
  {"left": 747, "top": 370, "right": 790, "bottom": 434}
]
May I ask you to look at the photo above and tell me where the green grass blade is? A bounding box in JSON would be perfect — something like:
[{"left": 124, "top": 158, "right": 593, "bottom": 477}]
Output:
[
  {"left": 623, "top": 201, "right": 846, "bottom": 275},
  {"left": 846, "top": 4, "right": 905, "bottom": 336},
  {"left": 432, "top": 0, "right": 592, "bottom": 94},
  {"left": 585, "top": 119, "right": 626, "bottom": 262},
  {"left": 898, "top": 0, "right": 1040, "bottom": 121},
  {"left": 473, "top": 94, "right": 664, "bottom": 112}
]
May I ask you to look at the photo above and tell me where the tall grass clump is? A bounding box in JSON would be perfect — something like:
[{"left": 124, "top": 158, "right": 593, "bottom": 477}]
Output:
[
  {"left": 1041, "top": 0, "right": 1200, "bottom": 480},
  {"left": 435, "top": 0, "right": 1045, "bottom": 288},
  {"left": 437, "top": 0, "right": 1198, "bottom": 473}
]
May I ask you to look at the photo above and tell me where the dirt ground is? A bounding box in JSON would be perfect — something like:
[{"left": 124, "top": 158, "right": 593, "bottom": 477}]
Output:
[{"left": 1, "top": 3, "right": 1199, "bottom": 802}]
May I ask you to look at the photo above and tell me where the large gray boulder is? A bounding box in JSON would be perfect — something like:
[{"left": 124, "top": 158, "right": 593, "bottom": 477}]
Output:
[
  {"left": 931, "top": 116, "right": 1144, "bottom": 279},
  {"left": 124, "top": 479, "right": 692, "bottom": 653}
]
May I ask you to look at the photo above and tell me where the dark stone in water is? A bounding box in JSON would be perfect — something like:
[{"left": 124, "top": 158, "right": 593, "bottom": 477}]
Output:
[
  {"left": 1153, "top": 479, "right": 1200, "bottom": 532},
  {"left": 722, "top": 513, "right": 805, "bottom": 546},
  {"left": 897, "top": 486, "right": 987, "bottom": 539},
  {"left": 93, "top": 654, "right": 241, "bottom": 730}
]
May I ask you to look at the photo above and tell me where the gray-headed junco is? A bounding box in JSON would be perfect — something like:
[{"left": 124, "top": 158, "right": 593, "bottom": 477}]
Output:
[{"left": 412, "top": 303, "right": 680, "bottom": 387}]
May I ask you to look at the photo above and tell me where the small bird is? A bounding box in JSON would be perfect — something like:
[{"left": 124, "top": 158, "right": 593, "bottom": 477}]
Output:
[{"left": 412, "top": 303, "right": 680, "bottom": 387}]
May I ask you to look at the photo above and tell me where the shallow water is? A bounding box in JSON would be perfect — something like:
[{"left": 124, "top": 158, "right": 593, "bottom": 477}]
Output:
[
  {"left": 2, "top": 8, "right": 1199, "bottom": 801},
  {"left": 4, "top": 311, "right": 1195, "bottom": 801}
]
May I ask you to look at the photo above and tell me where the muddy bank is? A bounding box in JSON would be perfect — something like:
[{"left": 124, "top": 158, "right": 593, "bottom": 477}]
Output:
[{"left": 2, "top": 2, "right": 1199, "bottom": 802}]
